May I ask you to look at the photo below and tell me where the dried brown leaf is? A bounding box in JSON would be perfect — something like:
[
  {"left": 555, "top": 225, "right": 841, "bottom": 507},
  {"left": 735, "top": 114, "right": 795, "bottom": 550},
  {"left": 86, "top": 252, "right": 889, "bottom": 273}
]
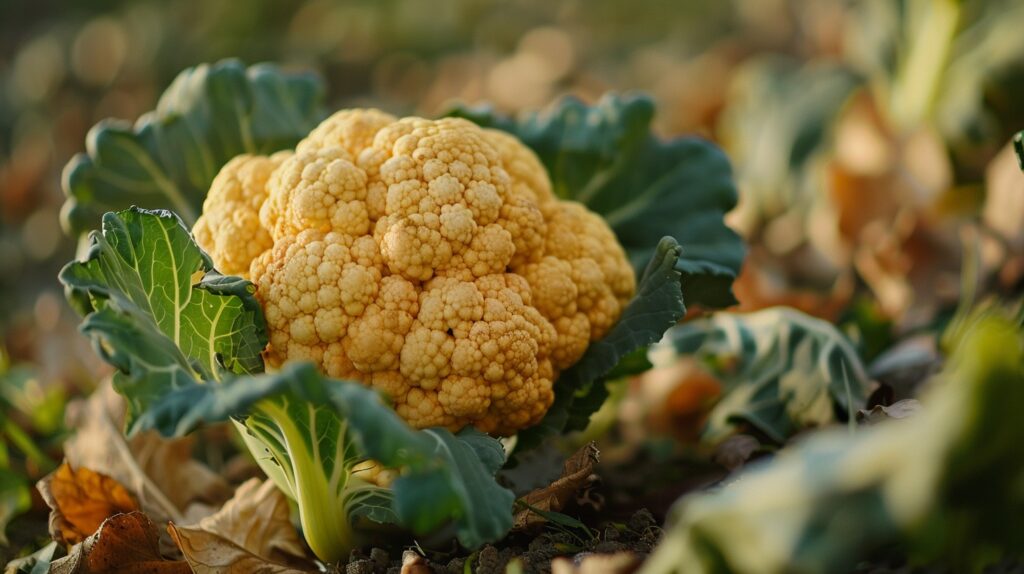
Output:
[
  {"left": 48, "top": 511, "right": 191, "bottom": 574},
  {"left": 168, "top": 478, "right": 313, "bottom": 572},
  {"left": 168, "top": 524, "right": 311, "bottom": 574},
  {"left": 513, "top": 443, "right": 600, "bottom": 530},
  {"left": 858, "top": 399, "right": 922, "bottom": 425},
  {"left": 63, "top": 382, "right": 231, "bottom": 524},
  {"left": 37, "top": 462, "right": 139, "bottom": 545}
]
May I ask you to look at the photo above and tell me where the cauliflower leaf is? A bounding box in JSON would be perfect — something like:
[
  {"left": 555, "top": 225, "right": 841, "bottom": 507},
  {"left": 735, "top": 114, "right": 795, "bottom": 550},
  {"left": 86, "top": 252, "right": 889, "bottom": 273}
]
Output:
[
  {"left": 516, "top": 236, "right": 688, "bottom": 451},
  {"left": 448, "top": 94, "right": 745, "bottom": 309},
  {"left": 59, "top": 207, "right": 267, "bottom": 423},
  {"left": 643, "top": 311, "right": 1024, "bottom": 574},
  {"left": 61, "top": 59, "right": 324, "bottom": 236},
  {"left": 651, "top": 307, "right": 870, "bottom": 443}
]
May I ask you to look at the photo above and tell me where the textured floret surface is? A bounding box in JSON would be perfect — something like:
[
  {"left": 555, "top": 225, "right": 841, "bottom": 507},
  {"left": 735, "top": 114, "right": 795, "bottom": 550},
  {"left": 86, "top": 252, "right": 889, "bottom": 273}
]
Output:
[{"left": 194, "top": 110, "right": 635, "bottom": 435}]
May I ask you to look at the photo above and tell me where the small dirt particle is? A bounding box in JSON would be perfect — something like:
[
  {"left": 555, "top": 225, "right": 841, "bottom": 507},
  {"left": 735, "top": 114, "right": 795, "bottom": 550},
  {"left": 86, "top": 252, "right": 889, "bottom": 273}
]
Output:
[
  {"left": 626, "top": 509, "right": 656, "bottom": 533},
  {"left": 445, "top": 557, "right": 465, "bottom": 574},
  {"left": 371, "top": 548, "right": 390, "bottom": 569},
  {"left": 477, "top": 545, "right": 507, "bottom": 574},
  {"left": 347, "top": 559, "right": 378, "bottom": 574}
]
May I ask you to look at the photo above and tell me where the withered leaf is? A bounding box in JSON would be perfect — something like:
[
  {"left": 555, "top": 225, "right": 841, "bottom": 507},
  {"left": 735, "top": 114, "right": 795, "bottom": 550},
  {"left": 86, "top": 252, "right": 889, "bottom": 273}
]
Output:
[
  {"left": 63, "top": 382, "right": 231, "bottom": 524},
  {"left": 513, "top": 443, "right": 600, "bottom": 530},
  {"left": 858, "top": 399, "right": 922, "bottom": 425},
  {"left": 48, "top": 512, "right": 191, "bottom": 574},
  {"left": 37, "top": 462, "right": 139, "bottom": 545},
  {"left": 167, "top": 478, "right": 314, "bottom": 573},
  {"left": 168, "top": 524, "right": 311, "bottom": 574}
]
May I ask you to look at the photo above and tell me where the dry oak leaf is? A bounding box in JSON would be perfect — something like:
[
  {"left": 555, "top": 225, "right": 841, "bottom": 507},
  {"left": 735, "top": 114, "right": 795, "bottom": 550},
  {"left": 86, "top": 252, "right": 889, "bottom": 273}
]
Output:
[
  {"left": 513, "top": 442, "right": 600, "bottom": 530},
  {"left": 37, "top": 461, "right": 139, "bottom": 546},
  {"left": 167, "top": 478, "right": 315, "bottom": 573},
  {"left": 48, "top": 511, "right": 191, "bottom": 574}
]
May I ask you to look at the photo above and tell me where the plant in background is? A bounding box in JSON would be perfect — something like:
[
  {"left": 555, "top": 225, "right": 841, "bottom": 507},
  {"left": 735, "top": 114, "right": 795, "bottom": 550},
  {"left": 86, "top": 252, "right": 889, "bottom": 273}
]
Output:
[
  {"left": 57, "top": 60, "right": 745, "bottom": 563},
  {"left": 642, "top": 306, "right": 1024, "bottom": 574}
]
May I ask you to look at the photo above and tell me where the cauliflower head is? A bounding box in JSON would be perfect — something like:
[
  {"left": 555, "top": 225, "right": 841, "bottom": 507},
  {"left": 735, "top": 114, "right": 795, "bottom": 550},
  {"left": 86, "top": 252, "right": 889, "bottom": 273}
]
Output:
[{"left": 193, "top": 110, "right": 635, "bottom": 435}]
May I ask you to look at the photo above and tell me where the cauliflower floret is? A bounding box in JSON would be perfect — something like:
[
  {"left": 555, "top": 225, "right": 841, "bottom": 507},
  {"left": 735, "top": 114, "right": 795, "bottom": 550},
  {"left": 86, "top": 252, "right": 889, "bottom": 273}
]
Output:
[
  {"left": 193, "top": 153, "right": 289, "bottom": 278},
  {"left": 198, "top": 109, "right": 635, "bottom": 435}
]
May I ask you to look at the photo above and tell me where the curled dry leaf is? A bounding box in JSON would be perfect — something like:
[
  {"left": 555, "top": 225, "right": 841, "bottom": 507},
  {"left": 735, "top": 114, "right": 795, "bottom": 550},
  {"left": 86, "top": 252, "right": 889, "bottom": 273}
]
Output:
[
  {"left": 858, "top": 399, "right": 923, "bottom": 425},
  {"left": 48, "top": 511, "right": 190, "bottom": 574},
  {"left": 167, "top": 478, "right": 314, "bottom": 573},
  {"left": 62, "top": 382, "right": 231, "bottom": 524},
  {"left": 37, "top": 462, "right": 139, "bottom": 545},
  {"left": 167, "top": 525, "right": 311, "bottom": 574},
  {"left": 513, "top": 443, "right": 600, "bottom": 530}
]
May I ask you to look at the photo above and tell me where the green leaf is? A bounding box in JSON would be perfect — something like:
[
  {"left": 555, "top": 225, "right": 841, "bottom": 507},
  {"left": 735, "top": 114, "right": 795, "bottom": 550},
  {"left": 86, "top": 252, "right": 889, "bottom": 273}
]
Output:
[
  {"left": 128, "top": 362, "right": 514, "bottom": 562},
  {"left": 0, "top": 468, "right": 30, "bottom": 547},
  {"left": 652, "top": 307, "right": 870, "bottom": 444},
  {"left": 448, "top": 94, "right": 745, "bottom": 309},
  {"left": 60, "top": 59, "right": 324, "bottom": 235},
  {"left": 58, "top": 207, "right": 267, "bottom": 424},
  {"left": 515, "top": 237, "right": 686, "bottom": 452}
]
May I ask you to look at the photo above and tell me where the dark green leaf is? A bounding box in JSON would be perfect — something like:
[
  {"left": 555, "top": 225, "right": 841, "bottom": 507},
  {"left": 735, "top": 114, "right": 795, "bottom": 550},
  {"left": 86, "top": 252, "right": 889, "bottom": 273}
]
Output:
[
  {"left": 448, "top": 93, "right": 745, "bottom": 309},
  {"left": 515, "top": 237, "right": 686, "bottom": 451},
  {"left": 653, "top": 307, "right": 869, "bottom": 443},
  {"left": 60, "top": 59, "right": 324, "bottom": 235},
  {"left": 58, "top": 208, "right": 267, "bottom": 424},
  {"left": 129, "top": 362, "right": 514, "bottom": 556}
]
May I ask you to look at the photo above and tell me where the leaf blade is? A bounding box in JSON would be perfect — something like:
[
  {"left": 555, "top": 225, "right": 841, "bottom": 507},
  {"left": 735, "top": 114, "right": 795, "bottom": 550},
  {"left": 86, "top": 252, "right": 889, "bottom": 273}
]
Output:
[{"left": 61, "top": 59, "right": 324, "bottom": 235}]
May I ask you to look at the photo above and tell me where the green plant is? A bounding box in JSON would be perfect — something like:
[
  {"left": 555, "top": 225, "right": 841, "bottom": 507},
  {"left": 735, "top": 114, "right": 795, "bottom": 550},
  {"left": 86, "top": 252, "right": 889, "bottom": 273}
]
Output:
[{"left": 58, "top": 60, "right": 744, "bottom": 563}]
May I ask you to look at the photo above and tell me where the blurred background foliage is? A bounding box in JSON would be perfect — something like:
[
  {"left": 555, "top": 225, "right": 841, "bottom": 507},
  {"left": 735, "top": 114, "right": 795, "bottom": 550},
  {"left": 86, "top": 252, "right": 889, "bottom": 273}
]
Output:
[{"left": 2, "top": 0, "right": 1024, "bottom": 548}]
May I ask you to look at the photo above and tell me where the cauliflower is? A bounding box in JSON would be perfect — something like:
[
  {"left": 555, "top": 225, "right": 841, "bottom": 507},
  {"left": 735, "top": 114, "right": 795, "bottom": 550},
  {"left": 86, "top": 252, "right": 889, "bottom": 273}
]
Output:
[
  {"left": 192, "top": 152, "right": 289, "bottom": 278},
  {"left": 194, "top": 110, "right": 635, "bottom": 435}
]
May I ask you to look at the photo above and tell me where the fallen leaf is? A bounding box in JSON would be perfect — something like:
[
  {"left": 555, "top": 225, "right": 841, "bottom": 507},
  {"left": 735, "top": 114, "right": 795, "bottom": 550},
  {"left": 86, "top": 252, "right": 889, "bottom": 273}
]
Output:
[
  {"left": 128, "top": 431, "right": 233, "bottom": 514},
  {"left": 858, "top": 399, "right": 922, "bottom": 425},
  {"left": 168, "top": 524, "right": 310, "bottom": 574},
  {"left": 62, "top": 382, "right": 231, "bottom": 525},
  {"left": 37, "top": 462, "right": 139, "bottom": 545},
  {"left": 513, "top": 443, "right": 600, "bottom": 530},
  {"left": 48, "top": 512, "right": 191, "bottom": 574},
  {"left": 551, "top": 552, "right": 640, "bottom": 574},
  {"left": 167, "top": 478, "right": 314, "bottom": 573}
]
